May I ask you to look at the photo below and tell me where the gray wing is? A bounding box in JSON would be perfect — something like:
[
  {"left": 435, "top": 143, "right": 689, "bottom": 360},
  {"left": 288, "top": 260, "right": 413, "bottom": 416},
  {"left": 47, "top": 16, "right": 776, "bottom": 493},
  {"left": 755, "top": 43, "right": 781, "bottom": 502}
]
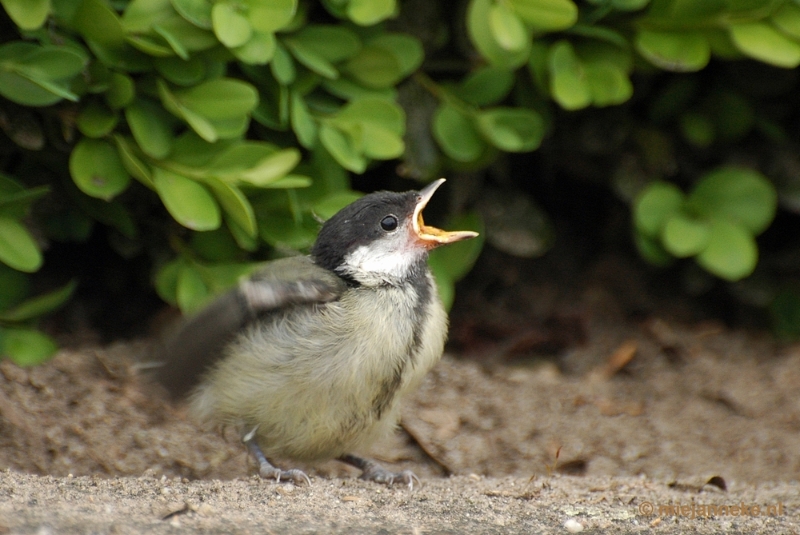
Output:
[{"left": 155, "top": 256, "right": 346, "bottom": 398}]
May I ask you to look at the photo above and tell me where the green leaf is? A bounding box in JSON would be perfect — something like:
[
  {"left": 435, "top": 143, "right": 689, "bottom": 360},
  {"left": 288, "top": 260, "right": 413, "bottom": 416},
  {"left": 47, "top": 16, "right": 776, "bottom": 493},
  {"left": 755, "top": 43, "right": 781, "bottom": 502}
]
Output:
[
  {"left": 121, "top": 0, "right": 174, "bottom": 33},
  {"left": 0, "top": 280, "right": 77, "bottom": 322},
  {"left": 428, "top": 263, "right": 455, "bottom": 311},
  {"left": 335, "top": 97, "right": 404, "bottom": 135},
  {"left": 661, "top": 213, "right": 710, "bottom": 258},
  {"left": 77, "top": 100, "right": 118, "bottom": 138},
  {"left": 264, "top": 174, "right": 312, "bottom": 189},
  {"left": 367, "top": 33, "right": 423, "bottom": 76},
  {"left": 467, "top": 0, "right": 531, "bottom": 69},
  {"left": 204, "top": 177, "right": 257, "bottom": 238},
  {"left": 258, "top": 209, "right": 318, "bottom": 249},
  {"left": 1, "top": 327, "right": 58, "bottom": 366},
  {"left": 635, "top": 231, "right": 673, "bottom": 266},
  {"left": 236, "top": 149, "right": 301, "bottom": 186},
  {"left": 432, "top": 103, "right": 486, "bottom": 162},
  {"left": 342, "top": 32, "right": 423, "bottom": 88},
  {"left": 0, "top": 264, "right": 29, "bottom": 310},
  {"left": 126, "top": 35, "right": 174, "bottom": 58},
  {"left": 248, "top": 0, "right": 296, "bottom": 33},
  {"left": 427, "top": 211, "right": 485, "bottom": 281},
  {"left": 271, "top": 43, "right": 296, "bottom": 84},
  {"left": 548, "top": 40, "right": 591, "bottom": 110},
  {"left": 343, "top": 45, "right": 401, "bottom": 88},
  {"left": 687, "top": 167, "right": 777, "bottom": 235},
  {"left": 126, "top": 98, "right": 174, "bottom": 158},
  {"left": 645, "top": 0, "right": 727, "bottom": 21},
  {"left": 347, "top": 0, "right": 395, "bottom": 25},
  {"left": 456, "top": 66, "right": 515, "bottom": 107},
  {"left": 228, "top": 223, "right": 259, "bottom": 255},
  {"left": 155, "top": 258, "right": 182, "bottom": 305},
  {"left": 156, "top": 17, "right": 218, "bottom": 55},
  {"left": 284, "top": 38, "right": 339, "bottom": 79},
  {"left": 509, "top": 0, "right": 578, "bottom": 31},
  {"left": 232, "top": 31, "right": 277, "bottom": 65},
  {"left": 160, "top": 78, "right": 257, "bottom": 142},
  {"left": 323, "top": 77, "right": 397, "bottom": 101},
  {"left": 489, "top": 3, "right": 528, "bottom": 52},
  {"left": 171, "top": 0, "right": 212, "bottom": 28},
  {"left": 207, "top": 143, "right": 301, "bottom": 186},
  {"left": 634, "top": 181, "right": 685, "bottom": 237},
  {"left": 177, "top": 263, "right": 210, "bottom": 313},
  {"left": 584, "top": 62, "right": 633, "bottom": 106},
  {"left": 4, "top": 44, "right": 87, "bottom": 80},
  {"left": 313, "top": 191, "right": 363, "bottom": 220},
  {"left": 1, "top": 0, "right": 50, "bottom": 30},
  {"left": 154, "top": 56, "right": 207, "bottom": 85},
  {"left": 203, "top": 115, "right": 250, "bottom": 140},
  {"left": 0, "top": 184, "right": 49, "bottom": 219},
  {"left": 326, "top": 97, "right": 406, "bottom": 161},
  {"left": 696, "top": 219, "right": 758, "bottom": 281},
  {"left": 105, "top": 72, "right": 136, "bottom": 109},
  {"left": 729, "top": 22, "right": 800, "bottom": 68},
  {"left": 113, "top": 135, "right": 154, "bottom": 189},
  {"left": 771, "top": 2, "right": 800, "bottom": 40},
  {"left": 212, "top": 2, "right": 253, "bottom": 48},
  {"left": 635, "top": 30, "right": 710, "bottom": 72},
  {"left": 190, "top": 227, "right": 244, "bottom": 262},
  {"left": 173, "top": 78, "right": 259, "bottom": 119},
  {"left": 153, "top": 168, "right": 221, "bottom": 231},
  {"left": 69, "top": 139, "right": 131, "bottom": 200},
  {"left": 319, "top": 124, "right": 367, "bottom": 173},
  {"left": 194, "top": 261, "right": 262, "bottom": 294},
  {"left": 362, "top": 125, "right": 405, "bottom": 159},
  {"left": 159, "top": 80, "right": 216, "bottom": 141},
  {"left": 475, "top": 107, "right": 545, "bottom": 152},
  {"left": 72, "top": 0, "right": 128, "bottom": 56},
  {"left": 169, "top": 131, "right": 231, "bottom": 167},
  {"left": 290, "top": 91, "right": 317, "bottom": 148},
  {"left": 0, "top": 43, "right": 86, "bottom": 106},
  {"left": 0, "top": 216, "right": 42, "bottom": 273},
  {"left": 612, "top": 0, "right": 649, "bottom": 10},
  {"left": 205, "top": 140, "right": 279, "bottom": 172},
  {"left": 290, "top": 25, "right": 361, "bottom": 63}
]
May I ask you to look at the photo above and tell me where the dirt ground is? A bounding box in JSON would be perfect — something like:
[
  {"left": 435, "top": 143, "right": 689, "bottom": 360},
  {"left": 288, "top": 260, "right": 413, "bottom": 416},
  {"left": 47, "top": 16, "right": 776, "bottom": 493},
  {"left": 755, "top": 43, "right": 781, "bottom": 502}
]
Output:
[
  {"left": 2, "top": 247, "right": 800, "bottom": 532},
  {"left": 2, "top": 314, "right": 800, "bottom": 532}
]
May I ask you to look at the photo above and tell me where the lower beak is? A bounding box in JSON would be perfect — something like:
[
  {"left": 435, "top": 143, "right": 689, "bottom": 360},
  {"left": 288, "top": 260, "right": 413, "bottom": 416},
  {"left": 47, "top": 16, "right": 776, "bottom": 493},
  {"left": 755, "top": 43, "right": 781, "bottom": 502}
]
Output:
[{"left": 413, "top": 179, "right": 479, "bottom": 248}]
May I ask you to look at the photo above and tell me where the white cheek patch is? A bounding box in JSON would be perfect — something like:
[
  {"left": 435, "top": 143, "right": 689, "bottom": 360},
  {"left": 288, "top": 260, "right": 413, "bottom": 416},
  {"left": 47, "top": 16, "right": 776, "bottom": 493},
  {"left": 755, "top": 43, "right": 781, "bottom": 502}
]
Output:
[{"left": 340, "top": 238, "right": 422, "bottom": 284}]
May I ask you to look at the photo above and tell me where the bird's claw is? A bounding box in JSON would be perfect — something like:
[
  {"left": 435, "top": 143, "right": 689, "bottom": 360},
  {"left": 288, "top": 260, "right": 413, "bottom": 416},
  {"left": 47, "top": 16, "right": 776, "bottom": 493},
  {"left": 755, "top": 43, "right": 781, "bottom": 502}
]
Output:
[
  {"left": 259, "top": 465, "right": 311, "bottom": 486},
  {"left": 360, "top": 466, "right": 420, "bottom": 490}
]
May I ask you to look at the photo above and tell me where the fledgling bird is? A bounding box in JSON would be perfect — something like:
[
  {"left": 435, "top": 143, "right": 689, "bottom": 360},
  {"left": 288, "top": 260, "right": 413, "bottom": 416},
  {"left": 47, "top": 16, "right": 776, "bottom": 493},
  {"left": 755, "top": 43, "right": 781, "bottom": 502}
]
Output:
[{"left": 156, "top": 178, "right": 477, "bottom": 487}]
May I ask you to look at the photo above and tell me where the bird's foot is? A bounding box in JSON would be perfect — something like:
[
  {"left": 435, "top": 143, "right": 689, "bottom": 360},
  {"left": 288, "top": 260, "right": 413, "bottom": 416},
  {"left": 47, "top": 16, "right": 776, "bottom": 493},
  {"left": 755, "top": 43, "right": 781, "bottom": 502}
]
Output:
[
  {"left": 339, "top": 454, "right": 420, "bottom": 490},
  {"left": 244, "top": 431, "right": 311, "bottom": 486},
  {"left": 258, "top": 465, "right": 311, "bottom": 486}
]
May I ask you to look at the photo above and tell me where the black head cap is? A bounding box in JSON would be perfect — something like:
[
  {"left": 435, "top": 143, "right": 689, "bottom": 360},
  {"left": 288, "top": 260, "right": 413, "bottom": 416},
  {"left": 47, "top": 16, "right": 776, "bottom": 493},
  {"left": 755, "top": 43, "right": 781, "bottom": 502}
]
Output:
[{"left": 311, "top": 190, "right": 417, "bottom": 274}]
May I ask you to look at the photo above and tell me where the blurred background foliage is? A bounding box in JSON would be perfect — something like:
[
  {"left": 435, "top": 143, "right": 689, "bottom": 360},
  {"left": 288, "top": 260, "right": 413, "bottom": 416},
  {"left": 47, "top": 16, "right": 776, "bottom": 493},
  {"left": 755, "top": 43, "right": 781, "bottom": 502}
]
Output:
[{"left": 1, "top": 0, "right": 800, "bottom": 365}]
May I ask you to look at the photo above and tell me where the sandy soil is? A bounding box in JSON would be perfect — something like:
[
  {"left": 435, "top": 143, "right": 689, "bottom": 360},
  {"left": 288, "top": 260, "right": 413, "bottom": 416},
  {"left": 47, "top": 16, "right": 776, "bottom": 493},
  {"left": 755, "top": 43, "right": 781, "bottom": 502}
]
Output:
[{"left": 2, "top": 310, "right": 800, "bottom": 533}]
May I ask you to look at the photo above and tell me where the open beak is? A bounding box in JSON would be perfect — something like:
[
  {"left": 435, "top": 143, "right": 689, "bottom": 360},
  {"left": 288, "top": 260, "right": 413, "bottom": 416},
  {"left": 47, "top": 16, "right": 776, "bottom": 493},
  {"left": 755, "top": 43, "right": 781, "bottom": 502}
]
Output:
[{"left": 412, "top": 178, "right": 479, "bottom": 249}]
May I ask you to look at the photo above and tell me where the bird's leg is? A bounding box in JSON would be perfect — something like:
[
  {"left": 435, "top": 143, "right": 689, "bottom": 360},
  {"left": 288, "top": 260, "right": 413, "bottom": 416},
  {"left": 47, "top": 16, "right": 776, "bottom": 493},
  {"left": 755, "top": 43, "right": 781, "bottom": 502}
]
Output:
[
  {"left": 339, "top": 454, "right": 420, "bottom": 489},
  {"left": 242, "top": 428, "right": 310, "bottom": 486}
]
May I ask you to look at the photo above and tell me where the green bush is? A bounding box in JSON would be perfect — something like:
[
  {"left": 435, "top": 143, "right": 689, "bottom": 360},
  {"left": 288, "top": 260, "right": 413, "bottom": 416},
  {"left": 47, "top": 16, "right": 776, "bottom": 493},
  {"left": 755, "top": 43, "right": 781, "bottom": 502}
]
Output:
[
  {"left": 1, "top": 0, "right": 799, "bottom": 364},
  {"left": 634, "top": 167, "right": 777, "bottom": 280}
]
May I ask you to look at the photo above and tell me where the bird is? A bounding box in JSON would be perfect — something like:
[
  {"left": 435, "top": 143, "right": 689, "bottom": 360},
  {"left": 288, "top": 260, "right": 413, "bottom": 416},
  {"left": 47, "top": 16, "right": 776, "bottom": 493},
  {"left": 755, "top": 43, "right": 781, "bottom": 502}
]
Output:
[{"left": 156, "top": 178, "right": 478, "bottom": 487}]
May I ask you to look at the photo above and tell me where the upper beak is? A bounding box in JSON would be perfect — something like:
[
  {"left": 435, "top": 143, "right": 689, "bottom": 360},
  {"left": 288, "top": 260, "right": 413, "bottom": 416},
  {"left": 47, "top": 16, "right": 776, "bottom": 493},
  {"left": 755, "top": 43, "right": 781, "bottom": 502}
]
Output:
[{"left": 413, "top": 178, "right": 479, "bottom": 248}]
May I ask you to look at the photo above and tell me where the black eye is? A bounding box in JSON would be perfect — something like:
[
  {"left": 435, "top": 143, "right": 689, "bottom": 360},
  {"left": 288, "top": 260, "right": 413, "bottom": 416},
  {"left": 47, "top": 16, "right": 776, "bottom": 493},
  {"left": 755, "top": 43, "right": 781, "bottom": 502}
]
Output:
[{"left": 380, "top": 215, "right": 398, "bottom": 231}]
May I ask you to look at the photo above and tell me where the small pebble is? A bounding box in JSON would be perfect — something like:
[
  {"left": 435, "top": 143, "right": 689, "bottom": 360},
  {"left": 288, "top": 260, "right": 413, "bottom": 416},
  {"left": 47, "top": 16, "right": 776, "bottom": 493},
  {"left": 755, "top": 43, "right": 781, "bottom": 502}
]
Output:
[{"left": 564, "top": 518, "right": 584, "bottom": 533}]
